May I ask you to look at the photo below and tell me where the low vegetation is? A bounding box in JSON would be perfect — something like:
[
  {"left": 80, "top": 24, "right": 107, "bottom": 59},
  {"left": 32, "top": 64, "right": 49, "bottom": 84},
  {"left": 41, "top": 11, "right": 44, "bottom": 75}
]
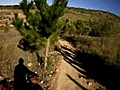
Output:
[{"left": 59, "top": 7, "right": 120, "bottom": 70}]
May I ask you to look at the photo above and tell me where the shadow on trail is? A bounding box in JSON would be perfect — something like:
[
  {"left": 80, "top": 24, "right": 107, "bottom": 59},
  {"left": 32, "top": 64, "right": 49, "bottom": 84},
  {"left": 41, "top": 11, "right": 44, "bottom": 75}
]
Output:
[
  {"left": 14, "top": 57, "right": 43, "bottom": 90},
  {"left": 55, "top": 45, "right": 120, "bottom": 90},
  {"left": 76, "top": 51, "right": 120, "bottom": 90},
  {"left": 55, "top": 46, "right": 87, "bottom": 77},
  {"left": 66, "top": 74, "right": 87, "bottom": 90}
]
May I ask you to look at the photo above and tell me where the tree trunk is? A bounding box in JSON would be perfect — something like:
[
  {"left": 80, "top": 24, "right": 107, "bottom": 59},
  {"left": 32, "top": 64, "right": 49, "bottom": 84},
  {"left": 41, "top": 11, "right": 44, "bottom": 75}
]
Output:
[
  {"left": 44, "top": 37, "right": 50, "bottom": 69},
  {"left": 35, "top": 51, "right": 44, "bottom": 68}
]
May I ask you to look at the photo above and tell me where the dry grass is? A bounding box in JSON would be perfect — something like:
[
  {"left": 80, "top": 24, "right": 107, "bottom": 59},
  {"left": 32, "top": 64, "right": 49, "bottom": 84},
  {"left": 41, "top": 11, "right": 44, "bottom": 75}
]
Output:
[{"left": 66, "top": 35, "right": 120, "bottom": 68}]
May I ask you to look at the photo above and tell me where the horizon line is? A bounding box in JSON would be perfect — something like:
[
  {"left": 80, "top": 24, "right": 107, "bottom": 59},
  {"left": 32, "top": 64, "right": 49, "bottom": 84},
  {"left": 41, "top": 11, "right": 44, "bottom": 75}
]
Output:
[{"left": 0, "top": 4, "right": 119, "bottom": 16}]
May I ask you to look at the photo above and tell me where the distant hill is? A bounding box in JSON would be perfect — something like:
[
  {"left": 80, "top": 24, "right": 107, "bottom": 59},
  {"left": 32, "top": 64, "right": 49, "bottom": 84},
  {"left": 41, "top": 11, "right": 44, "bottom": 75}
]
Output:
[
  {"left": 62, "top": 7, "right": 120, "bottom": 22},
  {"left": 68, "top": 7, "right": 119, "bottom": 18},
  {"left": 0, "top": 5, "right": 119, "bottom": 19},
  {"left": 0, "top": 5, "right": 20, "bottom": 9}
]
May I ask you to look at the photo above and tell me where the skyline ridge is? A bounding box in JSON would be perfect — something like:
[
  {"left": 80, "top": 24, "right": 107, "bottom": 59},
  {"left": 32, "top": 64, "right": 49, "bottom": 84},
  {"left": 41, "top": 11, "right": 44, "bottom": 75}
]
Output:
[{"left": 0, "top": 0, "right": 119, "bottom": 16}]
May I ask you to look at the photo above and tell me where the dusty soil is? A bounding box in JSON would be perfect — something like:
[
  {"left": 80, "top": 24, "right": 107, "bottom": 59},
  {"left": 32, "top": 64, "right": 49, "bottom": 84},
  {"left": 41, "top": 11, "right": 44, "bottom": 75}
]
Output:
[{"left": 50, "top": 39, "right": 106, "bottom": 90}]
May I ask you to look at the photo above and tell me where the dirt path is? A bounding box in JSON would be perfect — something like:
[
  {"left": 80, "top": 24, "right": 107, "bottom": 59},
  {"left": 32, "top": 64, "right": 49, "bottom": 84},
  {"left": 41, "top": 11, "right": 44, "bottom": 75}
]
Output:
[{"left": 51, "top": 39, "right": 106, "bottom": 90}]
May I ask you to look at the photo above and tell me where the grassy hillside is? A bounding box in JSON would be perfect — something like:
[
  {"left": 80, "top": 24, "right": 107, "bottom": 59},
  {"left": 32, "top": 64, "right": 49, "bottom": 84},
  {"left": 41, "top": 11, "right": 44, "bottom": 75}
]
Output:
[
  {"left": 64, "top": 7, "right": 120, "bottom": 20},
  {"left": 61, "top": 7, "right": 120, "bottom": 67},
  {"left": 59, "top": 7, "right": 120, "bottom": 90}
]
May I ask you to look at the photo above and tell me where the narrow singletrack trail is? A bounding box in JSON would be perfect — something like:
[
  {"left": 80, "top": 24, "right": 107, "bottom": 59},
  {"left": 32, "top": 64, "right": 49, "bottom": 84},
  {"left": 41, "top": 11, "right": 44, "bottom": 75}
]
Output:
[{"left": 51, "top": 39, "right": 106, "bottom": 90}]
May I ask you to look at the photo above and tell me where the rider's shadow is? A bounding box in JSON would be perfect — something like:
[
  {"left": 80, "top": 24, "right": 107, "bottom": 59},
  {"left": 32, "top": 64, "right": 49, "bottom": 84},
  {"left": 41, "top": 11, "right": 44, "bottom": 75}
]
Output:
[{"left": 14, "top": 57, "right": 43, "bottom": 90}]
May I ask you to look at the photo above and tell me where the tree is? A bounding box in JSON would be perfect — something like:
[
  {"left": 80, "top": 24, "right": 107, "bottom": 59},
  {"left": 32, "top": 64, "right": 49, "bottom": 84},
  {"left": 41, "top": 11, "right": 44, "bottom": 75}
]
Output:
[
  {"left": 13, "top": 0, "right": 68, "bottom": 69},
  {"left": 88, "top": 16, "right": 113, "bottom": 47},
  {"left": 99, "top": 15, "right": 113, "bottom": 47}
]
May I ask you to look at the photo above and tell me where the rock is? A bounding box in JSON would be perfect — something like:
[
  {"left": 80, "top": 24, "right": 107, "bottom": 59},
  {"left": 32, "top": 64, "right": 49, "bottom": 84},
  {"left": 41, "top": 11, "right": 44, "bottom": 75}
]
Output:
[
  {"left": 86, "top": 81, "right": 93, "bottom": 86},
  {"left": 34, "top": 71, "right": 37, "bottom": 74},
  {"left": 49, "top": 52, "right": 54, "bottom": 55},
  {"left": 27, "top": 62, "right": 32, "bottom": 67},
  {"left": 50, "top": 71, "right": 53, "bottom": 74},
  {"left": 53, "top": 59, "right": 55, "bottom": 62},
  {"left": 40, "top": 81, "right": 44, "bottom": 84},
  {"left": 49, "top": 74, "right": 52, "bottom": 77},
  {"left": 8, "top": 79, "right": 12, "bottom": 82},
  {"left": 0, "top": 75, "right": 4, "bottom": 81},
  {"left": 55, "top": 68, "right": 59, "bottom": 72},
  {"left": 9, "top": 24, "right": 14, "bottom": 28},
  {"left": 38, "top": 63, "right": 41, "bottom": 66}
]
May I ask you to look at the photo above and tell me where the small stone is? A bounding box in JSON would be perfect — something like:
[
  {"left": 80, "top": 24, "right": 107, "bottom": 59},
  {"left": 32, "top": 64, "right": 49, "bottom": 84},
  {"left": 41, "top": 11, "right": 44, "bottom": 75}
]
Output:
[
  {"left": 0, "top": 76, "right": 4, "bottom": 81},
  {"left": 38, "top": 63, "right": 40, "bottom": 66},
  {"left": 49, "top": 74, "right": 52, "bottom": 77},
  {"left": 40, "top": 81, "right": 44, "bottom": 84},
  {"left": 8, "top": 79, "right": 12, "bottom": 82},
  {"left": 55, "top": 68, "right": 59, "bottom": 72},
  {"left": 27, "top": 62, "right": 32, "bottom": 67},
  {"left": 35, "top": 71, "right": 37, "bottom": 74},
  {"left": 50, "top": 71, "right": 53, "bottom": 74},
  {"left": 53, "top": 59, "right": 55, "bottom": 62},
  {"left": 9, "top": 24, "right": 14, "bottom": 28},
  {"left": 87, "top": 81, "right": 93, "bottom": 86}
]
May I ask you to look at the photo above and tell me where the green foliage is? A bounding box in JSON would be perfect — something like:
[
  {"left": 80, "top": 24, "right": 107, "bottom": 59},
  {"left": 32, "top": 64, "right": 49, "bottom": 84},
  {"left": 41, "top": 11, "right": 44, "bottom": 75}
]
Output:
[
  {"left": 50, "top": 29, "right": 61, "bottom": 45},
  {"left": 33, "top": 0, "right": 68, "bottom": 38},
  {"left": 20, "top": 0, "right": 33, "bottom": 14},
  {"left": 74, "top": 20, "right": 91, "bottom": 35},
  {"left": 61, "top": 19, "right": 92, "bottom": 36},
  {"left": 89, "top": 17, "right": 113, "bottom": 37},
  {"left": 61, "top": 16, "right": 114, "bottom": 37},
  {"left": 74, "top": 20, "right": 83, "bottom": 30},
  {"left": 13, "top": 13, "right": 23, "bottom": 30},
  {"left": 46, "top": 56, "right": 53, "bottom": 73},
  {"left": 13, "top": 0, "right": 68, "bottom": 52},
  {"left": 88, "top": 20, "right": 100, "bottom": 36},
  {"left": 60, "top": 19, "right": 77, "bottom": 36},
  {"left": 59, "top": 7, "right": 120, "bottom": 72},
  {"left": 4, "top": 25, "right": 10, "bottom": 32}
]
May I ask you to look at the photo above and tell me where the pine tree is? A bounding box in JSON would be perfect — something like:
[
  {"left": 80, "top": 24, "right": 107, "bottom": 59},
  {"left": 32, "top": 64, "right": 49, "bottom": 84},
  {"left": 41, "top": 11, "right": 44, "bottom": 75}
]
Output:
[{"left": 13, "top": 0, "right": 68, "bottom": 69}]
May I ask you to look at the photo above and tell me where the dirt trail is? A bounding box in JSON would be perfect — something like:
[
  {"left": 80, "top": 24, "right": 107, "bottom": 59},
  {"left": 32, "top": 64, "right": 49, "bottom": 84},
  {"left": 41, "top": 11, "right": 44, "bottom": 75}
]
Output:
[{"left": 51, "top": 39, "right": 106, "bottom": 90}]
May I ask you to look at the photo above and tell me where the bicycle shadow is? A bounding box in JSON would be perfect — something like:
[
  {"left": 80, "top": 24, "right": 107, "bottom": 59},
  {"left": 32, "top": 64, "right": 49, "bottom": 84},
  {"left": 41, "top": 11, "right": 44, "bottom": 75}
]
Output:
[{"left": 14, "top": 57, "right": 43, "bottom": 90}]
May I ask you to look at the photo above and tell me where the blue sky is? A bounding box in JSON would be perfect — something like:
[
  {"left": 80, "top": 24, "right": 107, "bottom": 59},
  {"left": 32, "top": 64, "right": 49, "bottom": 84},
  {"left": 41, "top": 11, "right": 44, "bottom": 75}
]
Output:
[{"left": 0, "top": 0, "right": 120, "bottom": 16}]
